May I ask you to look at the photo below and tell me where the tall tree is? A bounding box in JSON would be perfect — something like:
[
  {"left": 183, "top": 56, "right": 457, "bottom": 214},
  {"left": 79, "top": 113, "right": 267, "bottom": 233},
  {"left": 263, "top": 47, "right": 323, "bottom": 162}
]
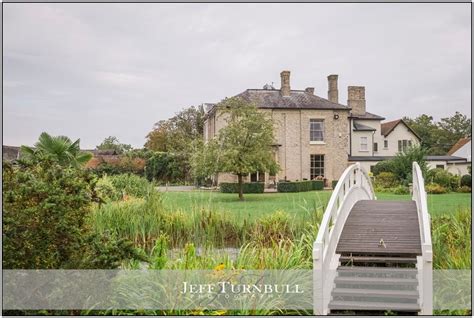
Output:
[
  {"left": 404, "top": 112, "right": 471, "bottom": 155},
  {"left": 145, "top": 105, "right": 205, "bottom": 153},
  {"left": 96, "top": 136, "right": 132, "bottom": 154},
  {"left": 20, "top": 132, "right": 92, "bottom": 168},
  {"left": 144, "top": 105, "right": 205, "bottom": 183},
  {"left": 192, "top": 98, "right": 278, "bottom": 201},
  {"left": 438, "top": 111, "right": 471, "bottom": 148}
]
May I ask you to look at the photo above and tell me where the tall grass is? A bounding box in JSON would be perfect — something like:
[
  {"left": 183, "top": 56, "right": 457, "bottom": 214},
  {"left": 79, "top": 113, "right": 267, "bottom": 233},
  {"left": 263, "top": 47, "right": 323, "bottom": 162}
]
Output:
[
  {"left": 432, "top": 207, "right": 471, "bottom": 269},
  {"left": 90, "top": 192, "right": 323, "bottom": 250},
  {"left": 91, "top": 191, "right": 470, "bottom": 271}
]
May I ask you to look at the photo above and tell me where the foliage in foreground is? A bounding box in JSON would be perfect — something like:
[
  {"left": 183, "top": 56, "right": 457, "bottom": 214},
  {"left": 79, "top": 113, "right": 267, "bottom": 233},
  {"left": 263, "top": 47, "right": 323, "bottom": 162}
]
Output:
[
  {"left": 91, "top": 192, "right": 323, "bottom": 250},
  {"left": 2, "top": 160, "right": 145, "bottom": 269},
  {"left": 91, "top": 188, "right": 471, "bottom": 271},
  {"left": 432, "top": 208, "right": 471, "bottom": 269}
]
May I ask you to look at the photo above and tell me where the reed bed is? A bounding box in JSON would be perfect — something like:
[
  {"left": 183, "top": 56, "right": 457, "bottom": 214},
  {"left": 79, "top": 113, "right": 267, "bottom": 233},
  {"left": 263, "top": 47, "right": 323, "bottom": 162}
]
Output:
[
  {"left": 90, "top": 192, "right": 470, "bottom": 271},
  {"left": 90, "top": 192, "right": 323, "bottom": 250}
]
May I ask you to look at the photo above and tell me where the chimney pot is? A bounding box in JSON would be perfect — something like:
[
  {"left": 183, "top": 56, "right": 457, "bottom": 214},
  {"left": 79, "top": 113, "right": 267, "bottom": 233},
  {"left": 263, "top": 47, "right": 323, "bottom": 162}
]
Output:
[
  {"left": 305, "top": 87, "right": 315, "bottom": 95},
  {"left": 327, "top": 74, "right": 339, "bottom": 103},
  {"left": 280, "top": 70, "right": 291, "bottom": 97},
  {"left": 348, "top": 86, "right": 366, "bottom": 115}
]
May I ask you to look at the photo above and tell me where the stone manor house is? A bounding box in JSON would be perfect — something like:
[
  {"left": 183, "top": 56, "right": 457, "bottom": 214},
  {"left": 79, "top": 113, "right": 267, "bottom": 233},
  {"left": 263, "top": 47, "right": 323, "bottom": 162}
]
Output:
[{"left": 203, "top": 70, "right": 469, "bottom": 187}]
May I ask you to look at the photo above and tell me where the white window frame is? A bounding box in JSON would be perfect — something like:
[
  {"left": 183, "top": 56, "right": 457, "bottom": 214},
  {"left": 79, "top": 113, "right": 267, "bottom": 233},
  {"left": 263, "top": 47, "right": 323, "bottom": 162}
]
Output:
[
  {"left": 360, "top": 136, "right": 368, "bottom": 152},
  {"left": 310, "top": 119, "right": 325, "bottom": 144},
  {"left": 310, "top": 154, "right": 325, "bottom": 179}
]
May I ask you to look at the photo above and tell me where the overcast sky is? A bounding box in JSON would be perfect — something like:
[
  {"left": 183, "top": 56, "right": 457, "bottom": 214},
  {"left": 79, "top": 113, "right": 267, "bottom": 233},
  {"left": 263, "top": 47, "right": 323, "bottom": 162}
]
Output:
[{"left": 3, "top": 3, "right": 471, "bottom": 148}]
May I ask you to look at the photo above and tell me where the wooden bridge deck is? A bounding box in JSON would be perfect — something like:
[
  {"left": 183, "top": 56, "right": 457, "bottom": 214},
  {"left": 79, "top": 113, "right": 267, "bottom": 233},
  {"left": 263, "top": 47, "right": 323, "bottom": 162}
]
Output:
[{"left": 336, "top": 200, "right": 422, "bottom": 256}]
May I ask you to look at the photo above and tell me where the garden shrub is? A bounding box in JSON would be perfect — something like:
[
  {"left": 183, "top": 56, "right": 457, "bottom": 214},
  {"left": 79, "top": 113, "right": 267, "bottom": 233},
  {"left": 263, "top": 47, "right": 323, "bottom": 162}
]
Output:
[
  {"left": 332, "top": 180, "right": 338, "bottom": 189},
  {"left": 95, "top": 175, "right": 121, "bottom": 202},
  {"left": 312, "top": 180, "right": 324, "bottom": 190},
  {"left": 145, "top": 151, "right": 188, "bottom": 183},
  {"left": 2, "top": 160, "right": 144, "bottom": 269},
  {"left": 374, "top": 172, "right": 399, "bottom": 188},
  {"left": 108, "top": 173, "right": 155, "bottom": 198},
  {"left": 392, "top": 185, "right": 410, "bottom": 195},
  {"left": 3, "top": 160, "right": 94, "bottom": 269},
  {"left": 457, "top": 186, "right": 472, "bottom": 193},
  {"left": 220, "top": 182, "right": 264, "bottom": 193},
  {"left": 426, "top": 183, "right": 448, "bottom": 194},
  {"left": 277, "top": 180, "right": 314, "bottom": 192},
  {"left": 460, "top": 174, "right": 472, "bottom": 188},
  {"left": 428, "top": 168, "right": 459, "bottom": 191},
  {"left": 91, "top": 157, "right": 146, "bottom": 177},
  {"left": 372, "top": 160, "right": 396, "bottom": 176}
]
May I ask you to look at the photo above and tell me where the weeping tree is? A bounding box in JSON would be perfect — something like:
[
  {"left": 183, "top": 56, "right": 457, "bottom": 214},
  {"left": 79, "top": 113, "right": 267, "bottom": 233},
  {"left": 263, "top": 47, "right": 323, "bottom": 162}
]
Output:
[
  {"left": 192, "top": 97, "right": 278, "bottom": 201},
  {"left": 20, "top": 132, "right": 92, "bottom": 168}
]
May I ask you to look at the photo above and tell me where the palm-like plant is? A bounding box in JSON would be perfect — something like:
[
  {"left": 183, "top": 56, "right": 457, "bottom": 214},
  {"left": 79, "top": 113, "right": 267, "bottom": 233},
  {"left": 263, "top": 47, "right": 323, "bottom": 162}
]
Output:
[{"left": 21, "top": 132, "right": 92, "bottom": 168}]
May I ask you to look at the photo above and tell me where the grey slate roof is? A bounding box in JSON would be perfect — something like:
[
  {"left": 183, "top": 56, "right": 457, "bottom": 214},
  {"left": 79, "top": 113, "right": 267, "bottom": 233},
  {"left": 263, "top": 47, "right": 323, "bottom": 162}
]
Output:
[
  {"left": 234, "top": 89, "right": 350, "bottom": 110},
  {"left": 349, "top": 111, "right": 385, "bottom": 120},
  {"left": 3, "top": 145, "right": 20, "bottom": 161},
  {"left": 348, "top": 155, "right": 467, "bottom": 162},
  {"left": 353, "top": 122, "right": 376, "bottom": 131},
  {"left": 425, "top": 155, "right": 467, "bottom": 162}
]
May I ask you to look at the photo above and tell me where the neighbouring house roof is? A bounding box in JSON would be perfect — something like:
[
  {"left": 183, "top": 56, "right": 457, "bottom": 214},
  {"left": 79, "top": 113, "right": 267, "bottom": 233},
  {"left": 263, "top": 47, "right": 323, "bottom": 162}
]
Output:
[
  {"left": 380, "top": 119, "right": 421, "bottom": 140},
  {"left": 348, "top": 155, "right": 467, "bottom": 162},
  {"left": 2, "top": 145, "right": 21, "bottom": 161},
  {"left": 349, "top": 111, "right": 385, "bottom": 120},
  {"left": 425, "top": 155, "right": 467, "bottom": 162},
  {"left": 447, "top": 137, "right": 471, "bottom": 156},
  {"left": 228, "top": 89, "right": 351, "bottom": 110},
  {"left": 353, "top": 122, "right": 376, "bottom": 131}
]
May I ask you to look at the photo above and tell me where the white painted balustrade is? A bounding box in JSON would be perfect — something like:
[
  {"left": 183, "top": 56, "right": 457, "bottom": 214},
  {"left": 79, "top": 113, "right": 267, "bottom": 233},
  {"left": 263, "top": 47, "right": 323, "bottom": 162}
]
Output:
[
  {"left": 312, "top": 162, "right": 432, "bottom": 315},
  {"left": 412, "top": 162, "right": 433, "bottom": 315},
  {"left": 313, "top": 163, "right": 375, "bottom": 315}
]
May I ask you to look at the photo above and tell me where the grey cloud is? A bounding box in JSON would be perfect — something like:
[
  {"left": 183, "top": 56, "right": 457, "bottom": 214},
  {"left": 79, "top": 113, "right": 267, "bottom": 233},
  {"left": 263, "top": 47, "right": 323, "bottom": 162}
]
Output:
[{"left": 3, "top": 3, "right": 471, "bottom": 148}]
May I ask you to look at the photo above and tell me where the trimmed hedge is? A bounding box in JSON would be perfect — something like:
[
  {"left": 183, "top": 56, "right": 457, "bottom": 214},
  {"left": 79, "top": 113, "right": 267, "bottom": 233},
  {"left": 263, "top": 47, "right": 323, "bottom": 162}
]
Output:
[
  {"left": 278, "top": 180, "right": 324, "bottom": 193},
  {"left": 461, "top": 174, "right": 472, "bottom": 188},
  {"left": 332, "top": 180, "right": 338, "bottom": 189},
  {"left": 312, "top": 180, "right": 324, "bottom": 190},
  {"left": 220, "top": 182, "right": 265, "bottom": 193}
]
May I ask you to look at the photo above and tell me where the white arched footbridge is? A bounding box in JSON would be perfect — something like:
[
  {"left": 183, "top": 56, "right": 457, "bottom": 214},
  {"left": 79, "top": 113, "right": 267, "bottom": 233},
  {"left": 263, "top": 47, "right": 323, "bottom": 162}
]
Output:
[{"left": 313, "top": 162, "right": 432, "bottom": 315}]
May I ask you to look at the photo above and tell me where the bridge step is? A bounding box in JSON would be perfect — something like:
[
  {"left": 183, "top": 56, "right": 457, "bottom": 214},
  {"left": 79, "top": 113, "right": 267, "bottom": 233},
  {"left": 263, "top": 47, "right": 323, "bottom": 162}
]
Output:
[
  {"left": 329, "top": 265, "right": 420, "bottom": 313},
  {"left": 328, "top": 300, "right": 420, "bottom": 312},
  {"left": 339, "top": 255, "right": 417, "bottom": 265},
  {"left": 332, "top": 288, "right": 419, "bottom": 298},
  {"left": 334, "top": 276, "right": 418, "bottom": 285},
  {"left": 337, "top": 265, "right": 417, "bottom": 273}
]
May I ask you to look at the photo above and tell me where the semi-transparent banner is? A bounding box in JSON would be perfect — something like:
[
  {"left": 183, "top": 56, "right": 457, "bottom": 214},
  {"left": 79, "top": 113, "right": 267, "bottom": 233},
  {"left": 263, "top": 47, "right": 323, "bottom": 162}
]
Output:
[{"left": 2, "top": 269, "right": 471, "bottom": 310}]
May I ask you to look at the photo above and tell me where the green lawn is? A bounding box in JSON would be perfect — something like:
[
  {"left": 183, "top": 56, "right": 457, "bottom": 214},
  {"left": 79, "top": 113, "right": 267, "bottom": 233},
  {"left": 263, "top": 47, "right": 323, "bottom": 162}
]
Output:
[{"left": 161, "top": 190, "right": 471, "bottom": 222}]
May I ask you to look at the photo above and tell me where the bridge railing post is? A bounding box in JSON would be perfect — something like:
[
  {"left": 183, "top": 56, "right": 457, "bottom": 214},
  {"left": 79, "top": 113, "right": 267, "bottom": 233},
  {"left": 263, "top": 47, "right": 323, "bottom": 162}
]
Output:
[
  {"left": 412, "top": 162, "right": 433, "bottom": 315},
  {"left": 312, "top": 241, "right": 326, "bottom": 315}
]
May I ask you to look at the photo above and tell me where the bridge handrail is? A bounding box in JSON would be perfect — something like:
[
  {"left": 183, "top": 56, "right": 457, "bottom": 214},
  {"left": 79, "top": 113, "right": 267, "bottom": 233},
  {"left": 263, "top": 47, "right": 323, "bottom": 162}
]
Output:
[
  {"left": 313, "top": 162, "right": 375, "bottom": 315},
  {"left": 412, "top": 162, "right": 432, "bottom": 246},
  {"left": 315, "top": 163, "right": 375, "bottom": 254},
  {"left": 412, "top": 161, "right": 433, "bottom": 314}
]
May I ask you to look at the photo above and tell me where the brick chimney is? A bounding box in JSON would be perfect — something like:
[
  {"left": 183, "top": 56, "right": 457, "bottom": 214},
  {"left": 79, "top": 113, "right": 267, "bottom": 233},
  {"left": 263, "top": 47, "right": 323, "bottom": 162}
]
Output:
[
  {"left": 305, "top": 87, "right": 315, "bottom": 95},
  {"left": 280, "top": 70, "right": 291, "bottom": 97},
  {"left": 327, "top": 74, "right": 338, "bottom": 103},
  {"left": 348, "top": 86, "right": 366, "bottom": 115}
]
